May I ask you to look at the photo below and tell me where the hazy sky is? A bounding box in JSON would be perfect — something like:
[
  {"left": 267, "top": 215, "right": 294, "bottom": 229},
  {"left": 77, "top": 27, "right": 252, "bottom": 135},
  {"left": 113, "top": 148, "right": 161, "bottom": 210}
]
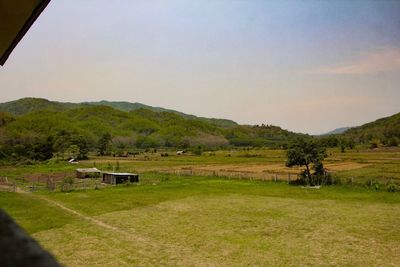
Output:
[{"left": 1, "top": 0, "right": 400, "bottom": 134}]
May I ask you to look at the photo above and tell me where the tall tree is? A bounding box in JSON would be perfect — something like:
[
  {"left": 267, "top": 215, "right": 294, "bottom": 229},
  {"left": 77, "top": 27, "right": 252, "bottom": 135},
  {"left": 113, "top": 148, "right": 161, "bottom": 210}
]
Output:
[
  {"left": 286, "top": 138, "right": 327, "bottom": 185},
  {"left": 97, "top": 133, "right": 112, "bottom": 156}
]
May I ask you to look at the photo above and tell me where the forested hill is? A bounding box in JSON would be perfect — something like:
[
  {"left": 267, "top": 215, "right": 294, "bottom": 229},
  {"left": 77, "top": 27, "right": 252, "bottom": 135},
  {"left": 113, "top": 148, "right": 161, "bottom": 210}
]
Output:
[
  {"left": 0, "top": 98, "right": 304, "bottom": 161},
  {"left": 83, "top": 100, "right": 238, "bottom": 128},
  {"left": 0, "top": 98, "right": 79, "bottom": 115},
  {"left": 0, "top": 98, "right": 237, "bottom": 128},
  {"left": 341, "top": 112, "right": 400, "bottom": 147}
]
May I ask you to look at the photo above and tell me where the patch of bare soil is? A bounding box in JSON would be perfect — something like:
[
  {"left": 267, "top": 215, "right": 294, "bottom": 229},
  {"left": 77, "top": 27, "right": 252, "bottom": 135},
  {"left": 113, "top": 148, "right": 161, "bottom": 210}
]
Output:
[
  {"left": 0, "top": 184, "right": 13, "bottom": 192},
  {"left": 324, "top": 162, "right": 369, "bottom": 171},
  {"left": 148, "top": 161, "right": 369, "bottom": 181}
]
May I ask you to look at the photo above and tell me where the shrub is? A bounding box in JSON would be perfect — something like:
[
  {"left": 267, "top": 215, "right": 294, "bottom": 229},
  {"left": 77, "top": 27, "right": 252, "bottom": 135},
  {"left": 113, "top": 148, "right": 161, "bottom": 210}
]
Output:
[
  {"left": 107, "top": 162, "right": 113, "bottom": 171},
  {"left": 332, "top": 175, "right": 342, "bottom": 185},
  {"left": 366, "top": 180, "right": 381, "bottom": 191},
  {"left": 289, "top": 172, "right": 341, "bottom": 186},
  {"left": 369, "top": 139, "right": 380, "bottom": 149},
  {"left": 387, "top": 138, "right": 399, "bottom": 147},
  {"left": 192, "top": 146, "right": 203, "bottom": 156},
  {"left": 116, "top": 160, "right": 120, "bottom": 171},
  {"left": 386, "top": 183, "right": 400, "bottom": 192}
]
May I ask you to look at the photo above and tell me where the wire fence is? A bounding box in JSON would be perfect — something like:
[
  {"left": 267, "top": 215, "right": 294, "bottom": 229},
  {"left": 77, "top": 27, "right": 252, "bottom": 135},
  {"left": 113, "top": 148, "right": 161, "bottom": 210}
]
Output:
[
  {"left": 3, "top": 169, "right": 393, "bottom": 193},
  {"left": 0, "top": 177, "right": 106, "bottom": 193},
  {"left": 152, "top": 168, "right": 300, "bottom": 183}
]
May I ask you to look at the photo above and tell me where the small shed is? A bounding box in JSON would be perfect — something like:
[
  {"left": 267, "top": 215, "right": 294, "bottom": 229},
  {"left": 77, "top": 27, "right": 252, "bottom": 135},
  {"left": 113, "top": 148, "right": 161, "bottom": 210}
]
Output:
[
  {"left": 68, "top": 158, "right": 78, "bottom": 164},
  {"left": 76, "top": 168, "right": 101, "bottom": 178},
  {"left": 102, "top": 172, "right": 139, "bottom": 185}
]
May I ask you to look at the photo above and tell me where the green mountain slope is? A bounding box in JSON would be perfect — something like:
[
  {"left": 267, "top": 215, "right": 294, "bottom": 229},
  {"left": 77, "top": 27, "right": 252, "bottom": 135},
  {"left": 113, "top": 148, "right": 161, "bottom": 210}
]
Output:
[
  {"left": 0, "top": 98, "right": 237, "bottom": 128},
  {"left": 0, "top": 98, "right": 80, "bottom": 115},
  {"left": 84, "top": 100, "right": 237, "bottom": 128},
  {"left": 83, "top": 100, "right": 165, "bottom": 113},
  {"left": 342, "top": 112, "right": 400, "bottom": 146},
  {"left": 0, "top": 98, "right": 304, "bottom": 161}
]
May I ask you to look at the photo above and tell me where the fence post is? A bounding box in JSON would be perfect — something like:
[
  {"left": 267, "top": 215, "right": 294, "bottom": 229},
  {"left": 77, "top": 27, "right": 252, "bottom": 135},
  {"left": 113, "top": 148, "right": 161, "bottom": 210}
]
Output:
[{"left": 288, "top": 173, "right": 291, "bottom": 184}]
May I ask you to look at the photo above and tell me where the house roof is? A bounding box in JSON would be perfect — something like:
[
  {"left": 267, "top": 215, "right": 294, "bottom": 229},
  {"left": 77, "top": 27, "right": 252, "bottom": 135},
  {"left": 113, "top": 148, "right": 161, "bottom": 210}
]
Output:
[
  {"left": 0, "top": 0, "right": 51, "bottom": 66},
  {"left": 102, "top": 172, "right": 138, "bottom": 176},
  {"left": 76, "top": 168, "right": 101, "bottom": 173}
]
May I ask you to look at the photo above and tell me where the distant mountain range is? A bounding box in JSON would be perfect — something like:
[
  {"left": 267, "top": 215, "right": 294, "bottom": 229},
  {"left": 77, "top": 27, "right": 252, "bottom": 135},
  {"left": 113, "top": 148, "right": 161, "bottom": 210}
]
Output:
[{"left": 321, "top": 127, "right": 353, "bottom": 136}]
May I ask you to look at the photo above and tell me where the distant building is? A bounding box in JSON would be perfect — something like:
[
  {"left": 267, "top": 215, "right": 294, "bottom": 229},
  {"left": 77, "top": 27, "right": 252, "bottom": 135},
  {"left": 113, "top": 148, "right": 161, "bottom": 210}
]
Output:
[
  {"left": 75, "top": 168, "right": 101, "bottom": 179},
  {"left": 68, "top": 158, "right": 78, "bottom": 164},
  {"left": 102, "top": 172, "right": 139, "bottom": 185}
]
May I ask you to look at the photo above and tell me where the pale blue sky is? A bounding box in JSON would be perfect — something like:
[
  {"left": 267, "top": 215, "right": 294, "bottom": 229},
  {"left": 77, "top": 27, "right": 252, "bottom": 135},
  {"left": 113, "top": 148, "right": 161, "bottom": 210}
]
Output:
[{"left": 1, "top": 0, "right": 400, "bottom": 134}]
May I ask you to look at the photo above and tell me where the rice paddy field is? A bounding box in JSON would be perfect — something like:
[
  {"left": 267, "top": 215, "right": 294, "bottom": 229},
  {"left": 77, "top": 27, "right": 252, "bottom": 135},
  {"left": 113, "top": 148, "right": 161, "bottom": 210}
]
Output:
[{"left": 0, "top": 147, "right": 400, "bottom": 266}]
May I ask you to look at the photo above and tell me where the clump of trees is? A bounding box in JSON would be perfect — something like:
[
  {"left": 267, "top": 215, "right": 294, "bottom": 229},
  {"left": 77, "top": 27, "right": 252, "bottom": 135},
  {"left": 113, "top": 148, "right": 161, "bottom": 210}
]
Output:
[
  {"left": 97, "top": 133, "right": 112, "bottom": 156},
  {"left": 318, "top": 135, "right": 355, "bottom": 152},
  {"left": 286, "top": 138, "right": 332, "bottom": 186}
]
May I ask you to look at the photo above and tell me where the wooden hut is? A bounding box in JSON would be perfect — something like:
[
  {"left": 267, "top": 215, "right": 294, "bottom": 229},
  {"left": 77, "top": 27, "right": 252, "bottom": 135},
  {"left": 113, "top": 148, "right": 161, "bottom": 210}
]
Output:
[
  {"left": 75, "top": 168, "right": 101, "bottom": 179},
  {"left": 102, "top": 172, "right": 139, "bottom": 185}
]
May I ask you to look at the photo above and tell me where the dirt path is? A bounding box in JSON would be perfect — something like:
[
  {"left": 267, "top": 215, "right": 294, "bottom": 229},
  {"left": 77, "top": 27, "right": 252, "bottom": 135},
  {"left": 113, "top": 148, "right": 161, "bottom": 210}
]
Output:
[
  {"left": 14, "top": 188, "right": 220, "bottom": 265},
  {"left": 14, "top": 185, "right": 118, "bottom": 231},
  {"left": 36, "top": 196, "right": 118, "bottom": 231},
  {"left": 39, "top": 195, "right": 218, "bottom": 265}
]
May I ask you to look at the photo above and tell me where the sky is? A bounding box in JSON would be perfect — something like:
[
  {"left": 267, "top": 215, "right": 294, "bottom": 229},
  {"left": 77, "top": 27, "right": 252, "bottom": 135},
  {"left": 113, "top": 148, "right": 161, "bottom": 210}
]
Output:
[{"left": 1, "top": 0, "right": 400, "bottom": 134}]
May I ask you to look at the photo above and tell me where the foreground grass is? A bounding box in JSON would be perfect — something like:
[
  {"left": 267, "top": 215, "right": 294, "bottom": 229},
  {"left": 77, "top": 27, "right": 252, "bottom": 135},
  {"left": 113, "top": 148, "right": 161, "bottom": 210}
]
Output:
[{"left": 1, "top": 174, "right": 399, "bottom": 266}]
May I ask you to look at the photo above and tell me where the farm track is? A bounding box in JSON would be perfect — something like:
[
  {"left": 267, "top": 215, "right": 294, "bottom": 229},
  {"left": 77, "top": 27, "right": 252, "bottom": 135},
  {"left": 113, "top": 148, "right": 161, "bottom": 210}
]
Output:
[
  {"left": 16, "top": 189, "right": 218, "bottom": 266},
  {"left": 15, "top": 186, "right": 118, "bottom": 231},
  {"left": 36, "top": 196, "right": 118, "bottom": 231}
]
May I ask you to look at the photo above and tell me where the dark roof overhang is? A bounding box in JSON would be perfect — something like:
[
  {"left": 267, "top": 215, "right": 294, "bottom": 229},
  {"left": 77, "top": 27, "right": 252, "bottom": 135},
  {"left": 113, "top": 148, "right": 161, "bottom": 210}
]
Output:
[{"left": 0, "top": 0, "right": 51, "bottom": 66}]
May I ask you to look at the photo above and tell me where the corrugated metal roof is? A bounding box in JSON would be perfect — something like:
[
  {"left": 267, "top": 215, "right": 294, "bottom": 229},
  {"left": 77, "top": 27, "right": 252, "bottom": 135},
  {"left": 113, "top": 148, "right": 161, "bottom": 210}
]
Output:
[
  {"left": 102, "top": 172, "right": 138, "bottom": 176},
  {"left": 76, "top": 168, "right": 101, "bottom": 173}
]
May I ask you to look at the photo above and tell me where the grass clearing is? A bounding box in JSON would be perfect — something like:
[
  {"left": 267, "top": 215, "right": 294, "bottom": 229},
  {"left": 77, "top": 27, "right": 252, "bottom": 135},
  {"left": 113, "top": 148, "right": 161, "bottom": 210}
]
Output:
[
  {"left": 0, "top": 148, "right": 399, "bottom": 265},
  {"left": 1, "top": 174, "right": 400, "bottom": 266}
]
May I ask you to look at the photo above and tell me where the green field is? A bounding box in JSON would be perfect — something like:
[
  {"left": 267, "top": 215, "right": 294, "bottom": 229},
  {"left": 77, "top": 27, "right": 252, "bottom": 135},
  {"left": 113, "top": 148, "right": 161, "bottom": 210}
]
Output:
[
  {"left": 2, "top": 147, "right": 400, "bottom": 186},
  {"left": 0, "top": 148, "right": 400, "bottom": 266}
]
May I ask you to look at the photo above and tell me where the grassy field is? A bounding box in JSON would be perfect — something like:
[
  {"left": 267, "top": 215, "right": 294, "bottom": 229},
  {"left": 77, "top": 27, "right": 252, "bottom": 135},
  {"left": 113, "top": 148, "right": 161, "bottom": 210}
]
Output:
[
  {"left": 0, "top": 174, "right": 399, "bottom": 266},
  {"left": 0, "top": 148, "right": 399, "bottom": 266},
  {"left": 1, "top": 147, "right": 399, "bottom": 186}
]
